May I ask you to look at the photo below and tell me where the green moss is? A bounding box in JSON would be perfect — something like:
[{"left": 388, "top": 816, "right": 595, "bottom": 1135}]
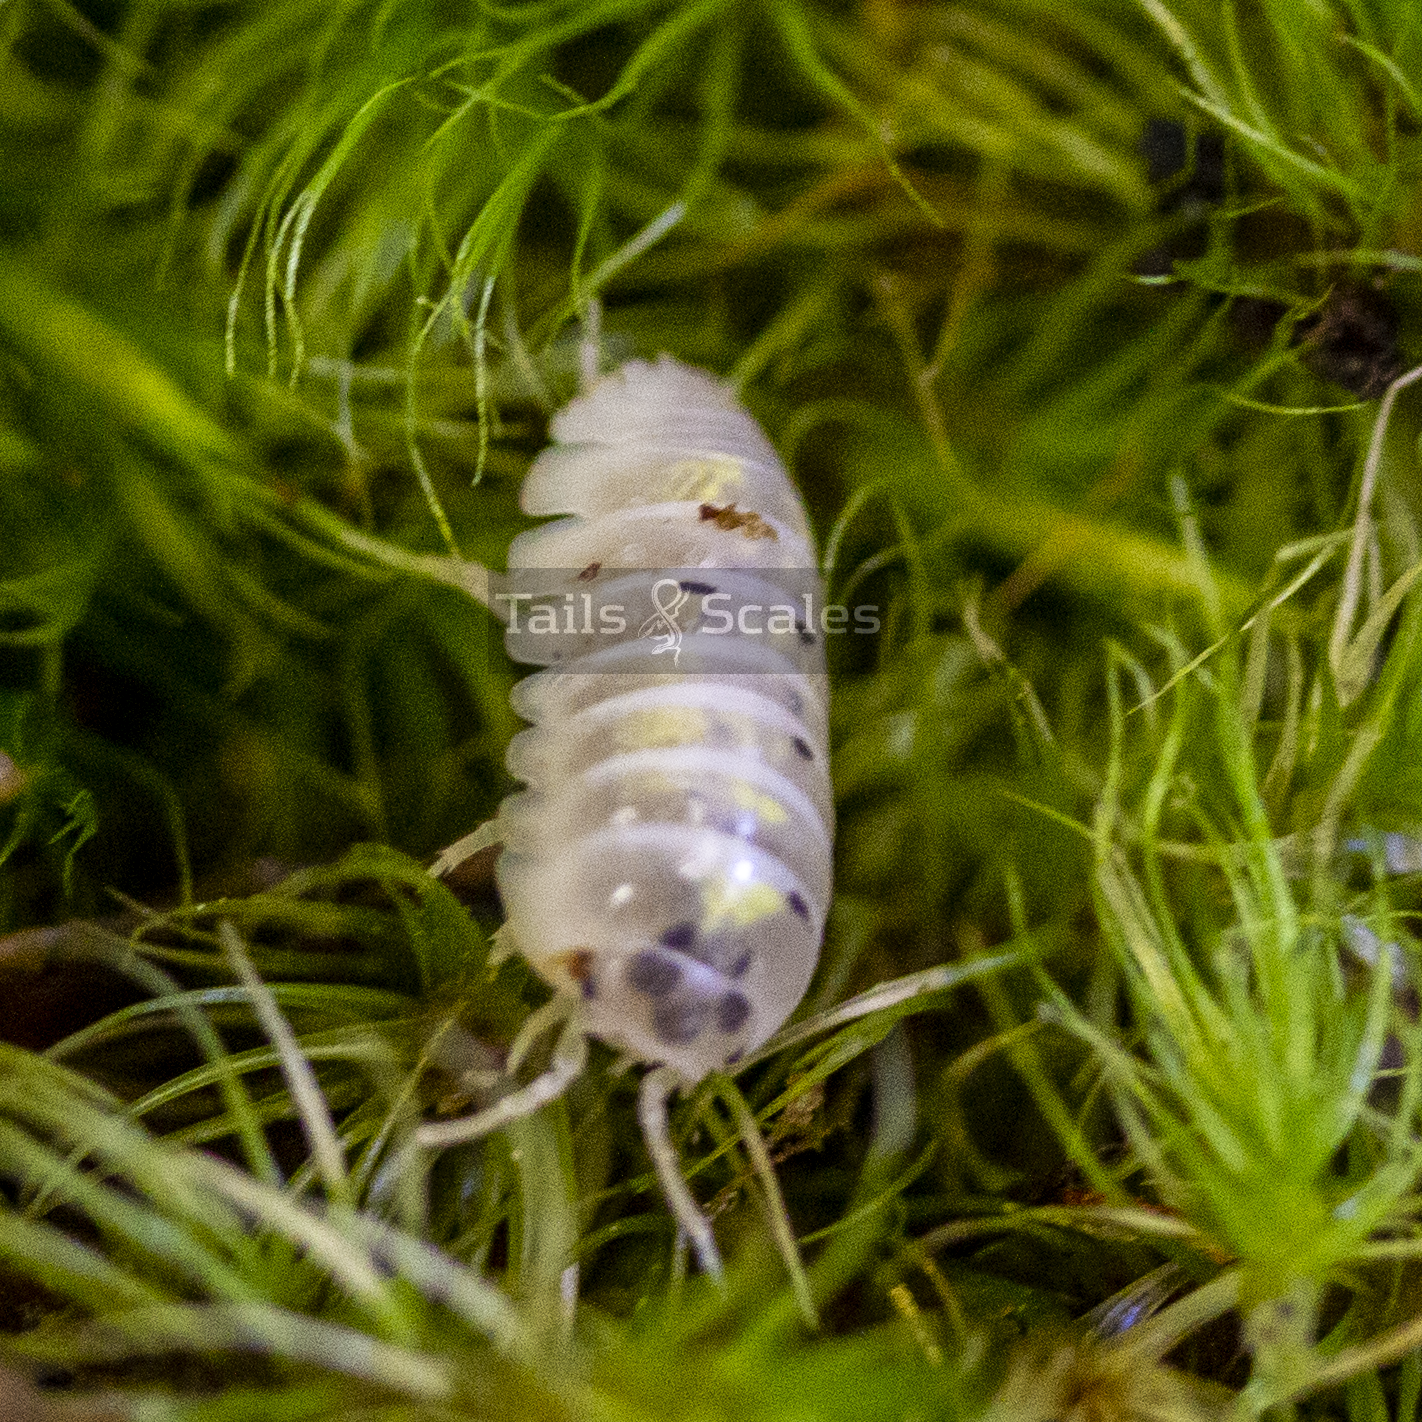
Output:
[{"left": 4, "top": 0, "right": 1422, "bottom": 1415}]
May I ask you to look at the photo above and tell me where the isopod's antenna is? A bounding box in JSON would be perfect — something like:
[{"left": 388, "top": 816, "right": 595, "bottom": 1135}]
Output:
[
  {"left": 415, "top": 1018, "right": 587, "bottom": 1150},
  {"left": 639, "top": 1066, "right": 725, "bottom": 1286},
  {"left": 505, "top": 997, "right": 573, "bottom": 1074}
]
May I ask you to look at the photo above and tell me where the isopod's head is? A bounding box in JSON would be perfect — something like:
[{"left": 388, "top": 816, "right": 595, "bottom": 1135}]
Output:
[{"left": 497, "top": 824, "right": 822, "bottom": 1081}]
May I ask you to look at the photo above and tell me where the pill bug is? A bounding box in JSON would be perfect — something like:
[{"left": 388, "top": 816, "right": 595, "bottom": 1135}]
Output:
[{"left": 419, "top": 354, "right": 831, "bottom": 1281}]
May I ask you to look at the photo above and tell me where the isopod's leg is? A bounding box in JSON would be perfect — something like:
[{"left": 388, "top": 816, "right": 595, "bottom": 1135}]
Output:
[
  {"left": 306, "top": 515, "right": 499, "bottom": 616},
  {"left": 416, "top": 1019, "right": 587, "bottom": 1150},
  {"left": 638, "top": 1066, "right": 724, "bottom": 1287},
  {"left": 579, "top": 297, "right": 603, "bottom": 392},
  {"left": 428, "top": 817, "right": 505, "bottom": 880},
  {"left": 485, "top": 923, "right": 520, "bottom": 970}
]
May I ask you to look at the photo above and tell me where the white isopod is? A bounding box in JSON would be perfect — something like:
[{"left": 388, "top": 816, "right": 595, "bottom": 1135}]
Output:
[{"left": 418, "top": 354, "right": 831, "bottom": 1285}]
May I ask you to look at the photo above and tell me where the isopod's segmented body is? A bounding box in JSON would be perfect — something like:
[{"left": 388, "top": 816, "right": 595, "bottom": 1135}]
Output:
[{"left": 494, "top": 356, "right": 831, "bottom": 1083}]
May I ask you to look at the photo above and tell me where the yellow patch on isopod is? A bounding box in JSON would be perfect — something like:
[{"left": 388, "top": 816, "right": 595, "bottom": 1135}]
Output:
[
  {"left": 731, "top": 782, "right": 788, "bottom": 824},
  {"left": 617, "top": 706, "right": 709, "bottom": 752},
  {"left": 700, "top": 874, "right": 785, "bottom": 931},
  {"left": 664, "top": 455, "right": 747, "bottom": 505}
]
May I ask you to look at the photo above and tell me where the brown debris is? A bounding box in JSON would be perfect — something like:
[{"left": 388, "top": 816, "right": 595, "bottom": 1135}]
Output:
[{"left": 698, "top": 502, "right": 778, "bottom": 540}]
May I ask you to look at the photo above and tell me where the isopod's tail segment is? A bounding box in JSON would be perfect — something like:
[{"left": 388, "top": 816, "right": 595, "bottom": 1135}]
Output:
[{"left": 639, "top": 1065, "right": 725, "bottom": 1287}]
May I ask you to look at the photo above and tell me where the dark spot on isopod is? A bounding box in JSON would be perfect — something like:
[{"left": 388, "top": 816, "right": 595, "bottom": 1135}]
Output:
[
  {"left": 729, "top": 949, "right": 753, "bottom": 978},
  {"left": 653, "top": 997, "right": 712, "bottom": 1045},
  {"left": 795, "top": 620, "right": 815, "bottom": 646},
  {"left": 627, "top": 950, "right": 682, "bottom": 998},
  {"left": 659, "top": 921, "right": 697, "bottom": 951},
  {"left": 792, "top": 736, "right": 813, "bottom": 761},
  {"left": 577, "top": 561, "right": 602, "bottom": 581},
  {"left": 726, "top": 1048, "right": 744, "bottom": 1065},
  {"left": 679, "top": 579, "right": 716, "bottom": 595},
  {"left": 717, "top": 991, "right": 751, "bottom": 1034},
  {"left": 787, "top": 891, "right": 809, "bottom": 921}
]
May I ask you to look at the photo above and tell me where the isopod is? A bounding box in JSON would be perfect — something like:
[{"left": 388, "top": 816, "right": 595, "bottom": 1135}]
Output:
[{"left": 418, "top": 354, "right": 831, "bottom": 1285}]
